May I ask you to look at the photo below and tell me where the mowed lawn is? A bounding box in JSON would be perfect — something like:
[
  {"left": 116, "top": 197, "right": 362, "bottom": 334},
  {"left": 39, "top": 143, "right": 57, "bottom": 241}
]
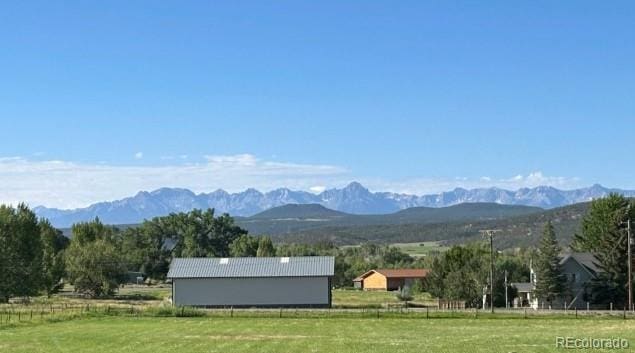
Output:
[{"left": 2, "top": 316, "right": 635, "bottom": 353}]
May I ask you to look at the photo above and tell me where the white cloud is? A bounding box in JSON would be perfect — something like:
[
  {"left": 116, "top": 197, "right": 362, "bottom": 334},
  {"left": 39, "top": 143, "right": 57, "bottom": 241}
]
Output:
[
  {"left": 0, "top": 155, "right": 348, "bottom": 209},
  {"left": 357, "top": 172, "right": 582, "bottom": 195},
  {"left": 134, "top": 152, "right": 143, "bottom": 159},
  {"left": 0, "top": 155, "right": 583, "bottom": 210}
]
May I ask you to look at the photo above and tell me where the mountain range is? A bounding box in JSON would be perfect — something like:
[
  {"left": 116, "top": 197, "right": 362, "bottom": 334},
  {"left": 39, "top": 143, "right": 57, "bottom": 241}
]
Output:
[{"left": 34, "top": 182, "right": 635, "bottom": 228}]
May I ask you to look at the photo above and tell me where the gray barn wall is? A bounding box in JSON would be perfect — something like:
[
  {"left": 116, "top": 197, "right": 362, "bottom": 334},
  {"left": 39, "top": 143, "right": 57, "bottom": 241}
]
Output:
[{"left": 173, "top": 276, "right": 330, "bottom": 307}]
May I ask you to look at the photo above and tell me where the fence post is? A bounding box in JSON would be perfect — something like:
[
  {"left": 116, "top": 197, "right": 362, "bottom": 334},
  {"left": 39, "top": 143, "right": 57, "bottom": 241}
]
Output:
[
  {"left": 230, "top": 306, "right": 233, "bottom": 318},
  {"left": 587, "top": 302, "right": 590, "bottom": 312},
  {"left": 524, "top": 308, "right": 527, "bottom": 319},
  {"left": 575, "top": 307, "right": 578, "bottom": 319},
  {"left": 611, "top": 303, "right": 613, "bottom": 311},
  {"left": 426, "top": 307, "right": 429, "bottom": 319}
]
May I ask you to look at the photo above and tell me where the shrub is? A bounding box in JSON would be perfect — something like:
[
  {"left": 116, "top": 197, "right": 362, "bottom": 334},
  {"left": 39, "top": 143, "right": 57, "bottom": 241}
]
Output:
[{"left": 396, "top": 287, "right": 413, "bottom": 302}]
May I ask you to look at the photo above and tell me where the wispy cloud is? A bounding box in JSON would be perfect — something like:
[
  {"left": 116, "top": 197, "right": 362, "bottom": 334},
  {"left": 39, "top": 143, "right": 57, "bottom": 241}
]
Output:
[
  {"left": 0, "top": 155, "right": 582, "bottom": 209},
  {"left": 358, "top": 172, "right": 582, "bottom": 195},
  {"left": 134, "top": 152, "right": 144, "bottom": 159},
  {"left": 0, "top": 155, "right": 348, "bottom": 209}
]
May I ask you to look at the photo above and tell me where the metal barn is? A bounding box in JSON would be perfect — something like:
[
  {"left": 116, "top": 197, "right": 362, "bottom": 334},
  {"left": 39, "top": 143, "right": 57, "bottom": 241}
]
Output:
[{"left": 167, "top": 256, "right": 334, "bottom": 307}]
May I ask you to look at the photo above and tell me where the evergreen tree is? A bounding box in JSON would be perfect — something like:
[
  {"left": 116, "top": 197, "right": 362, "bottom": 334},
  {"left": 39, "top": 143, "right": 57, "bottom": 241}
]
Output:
[
  {"left": 533, "top": 222, "right": 565, "bottom": 304},
  {"left": 573, "top": 194, "right": 634, "bottom": 306}
]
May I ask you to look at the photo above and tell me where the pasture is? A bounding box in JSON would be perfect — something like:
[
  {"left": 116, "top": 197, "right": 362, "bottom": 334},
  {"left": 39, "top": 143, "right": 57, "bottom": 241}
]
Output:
[
  {"left": 388, "top": 241, "right": 449, "bottom": 257},
  {"left": 2, "top": 286, "right": 634, "bottom": 352},
  {"left": 2, "top": 314, "right": 635, "bottom": 353},
  {"left": 332, "top": 289, "right": 436, "bottom": 308}
]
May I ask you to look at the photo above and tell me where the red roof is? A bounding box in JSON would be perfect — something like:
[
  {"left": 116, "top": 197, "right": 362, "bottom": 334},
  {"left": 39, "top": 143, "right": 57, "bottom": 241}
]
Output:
[{"left": 353, "top": 268, "right": 430, "bottom": 281}]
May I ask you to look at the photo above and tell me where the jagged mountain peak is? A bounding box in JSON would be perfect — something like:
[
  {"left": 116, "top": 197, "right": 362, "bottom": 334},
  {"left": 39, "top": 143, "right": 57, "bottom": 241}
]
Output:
[{"left": 32, "top": 183, "right": 635, "bottom": 228}]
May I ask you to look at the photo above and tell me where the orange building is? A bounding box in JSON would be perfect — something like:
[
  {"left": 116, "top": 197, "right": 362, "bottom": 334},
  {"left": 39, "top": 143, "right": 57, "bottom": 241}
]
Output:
[{"left": 352, "top": 269, "right": 430, "bottom": 291}]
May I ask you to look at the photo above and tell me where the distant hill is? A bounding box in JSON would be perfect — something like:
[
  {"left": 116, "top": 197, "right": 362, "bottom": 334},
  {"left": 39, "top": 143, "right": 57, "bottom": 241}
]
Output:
[
  {"left": 249, "top": 204, "right": 350, "bottom": 220},
  {"left": 236, "top": 202, "right": 543, "bottom": 235},
  {"left": 385, "top": 203, "right": 543, "bottom": 224},
  {"left": 33, "top": 181, "right": 634, "bottom": 228},
  {"left": 269, "top": 202, "right": 590, "bottom": 250}
]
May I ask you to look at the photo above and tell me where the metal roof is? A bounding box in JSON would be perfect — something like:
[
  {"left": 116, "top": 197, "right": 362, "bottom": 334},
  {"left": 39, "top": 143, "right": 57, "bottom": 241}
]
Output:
[
  {"left": 167, "top": 256, "right": 335, "bottom": 279},
  {"left": 511, "top": 282, "right": 534, "bottom": 293},
  {"left": 560, "top": 252, "right": 601, "bottom": 274}
]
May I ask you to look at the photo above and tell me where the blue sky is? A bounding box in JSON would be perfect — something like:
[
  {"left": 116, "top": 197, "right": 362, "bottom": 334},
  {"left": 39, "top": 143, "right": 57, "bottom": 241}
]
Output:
[{"left": 1, "top": 1, "right": 634, "bottom": 208}]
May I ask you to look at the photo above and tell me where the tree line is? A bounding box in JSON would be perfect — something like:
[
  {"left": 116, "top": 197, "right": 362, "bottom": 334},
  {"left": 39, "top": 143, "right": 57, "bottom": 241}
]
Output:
[
  {"left": 0, "top": 205, "right": 420, "bottom": 300},
  {"left": 424, "top": 193, "right": 635, "bottom": 308},
  {"left": 2, "top": 193, "right": 631, "bottom": 306},
  {"left": 0, "top": 204, "right": 68, "bottom": 302}
]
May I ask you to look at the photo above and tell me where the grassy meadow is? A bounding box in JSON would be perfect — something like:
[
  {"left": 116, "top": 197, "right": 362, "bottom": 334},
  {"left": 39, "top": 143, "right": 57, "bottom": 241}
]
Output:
[
  {"left": 2, "top": 315, "right": 635, "bottom": 353},
  {"left": 389, "top": 241, "right": 449, "bottom": 257},
  {"left": 2, "top": 286, "right": 634, "bottom": 353},
  {"left": 332, "top": 289, "right": 436, "bottom": 308}
]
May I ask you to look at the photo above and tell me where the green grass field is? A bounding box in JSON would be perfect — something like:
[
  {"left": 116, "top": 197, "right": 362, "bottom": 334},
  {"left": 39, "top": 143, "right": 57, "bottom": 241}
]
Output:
[
  {"left": 22, "top": 286, "right": 433, "bottom": 309},
  {"left": 2, "top": 315, "right": 634, "bottom": 353},
  {"left": 332, "top": 289, "right": 436, "bottom": 307},
  {"left": 389, "top": 241, "right": 449, "bottom": 257},
  {"left": 3, "top": 286, "right": 633, "bottom": 352}
]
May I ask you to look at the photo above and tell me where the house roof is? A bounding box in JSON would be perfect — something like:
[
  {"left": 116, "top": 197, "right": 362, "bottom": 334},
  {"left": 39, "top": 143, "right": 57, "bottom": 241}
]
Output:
[
  {"left": 167, "top": 256, "right": 335, "bottom": 279},
  {"left": 560, "top": 252, "right": 601, "bottom": 275},
  {"left": 511, "top": 282, "right": 534, "bottom": 293},
  {"left": 353, "top": 269, "right": 430, "bottom": 281}
]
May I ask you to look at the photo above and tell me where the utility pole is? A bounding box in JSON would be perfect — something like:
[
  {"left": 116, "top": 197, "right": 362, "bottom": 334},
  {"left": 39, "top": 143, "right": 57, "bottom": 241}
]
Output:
[
  {"left": 481, "top": 230, "right": 501, "bottom": 313},
  {"left": 622, "top": 205, "right": 633, "bottom": 312},
  {"left": 504, "top": 270, "right": 509, "bottom": 309},
  {"left": 628, "top": 218, "right": 633, "bottom": 311}
]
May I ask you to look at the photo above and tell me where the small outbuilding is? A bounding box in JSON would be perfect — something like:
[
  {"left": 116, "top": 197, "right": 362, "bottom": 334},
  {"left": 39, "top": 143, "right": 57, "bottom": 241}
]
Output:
[
  {"left": 167, "top": 256, "right": 334, "bottom": 307},
  {"left": 353, "top": 269, "right": 430, "bottom": 291}
]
